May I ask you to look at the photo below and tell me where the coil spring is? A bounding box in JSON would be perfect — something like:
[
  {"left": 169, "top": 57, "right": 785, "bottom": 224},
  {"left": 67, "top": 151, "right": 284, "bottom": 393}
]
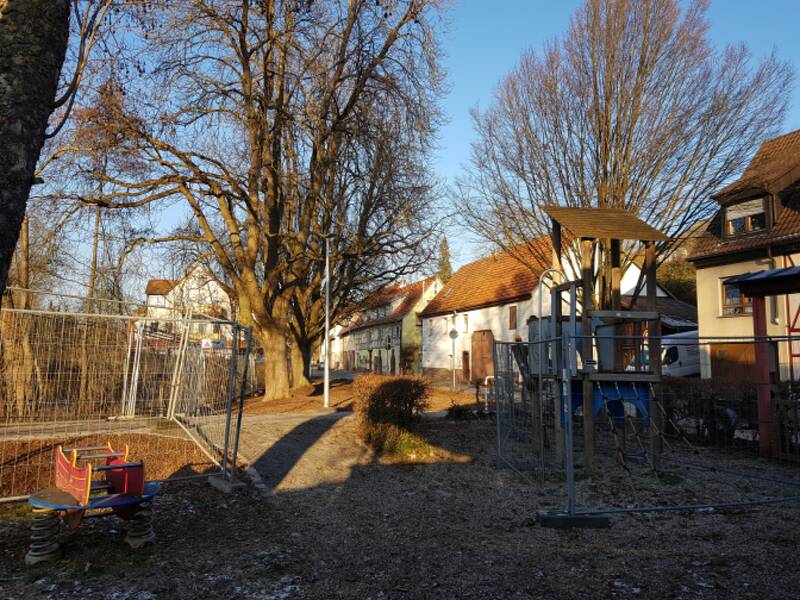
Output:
[
  {"left": 125, "top": 501, "right": 155, "bottom": 548},
  {"left": 24, "top": 506, "right": 60, "bottom": 565}
]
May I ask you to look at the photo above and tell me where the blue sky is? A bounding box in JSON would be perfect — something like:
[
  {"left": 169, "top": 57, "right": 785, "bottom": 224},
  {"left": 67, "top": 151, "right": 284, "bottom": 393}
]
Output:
[{"left": 438, "top": 0, "right": 800, "bottom": 267}]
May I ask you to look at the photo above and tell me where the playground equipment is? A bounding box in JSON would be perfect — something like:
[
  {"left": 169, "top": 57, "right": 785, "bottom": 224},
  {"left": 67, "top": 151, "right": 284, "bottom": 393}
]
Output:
[
  {"left": 25, "top": 443, "right": 159, "bottom": 565},
  {"left": 495, "top": 208, "right": 669, "bottom": 491}
]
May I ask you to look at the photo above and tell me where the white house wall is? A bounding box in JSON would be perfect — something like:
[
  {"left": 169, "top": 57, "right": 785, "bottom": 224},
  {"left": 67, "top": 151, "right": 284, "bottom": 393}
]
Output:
[{"left": 422, "top": 297, "right": 536, "bottom": 372}]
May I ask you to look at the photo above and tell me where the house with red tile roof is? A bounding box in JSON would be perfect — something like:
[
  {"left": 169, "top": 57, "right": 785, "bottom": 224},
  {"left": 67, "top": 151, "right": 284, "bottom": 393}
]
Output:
[
  {"left": 419, "top": 241, "right": 550, "bottom": 386},
  {"left": 332, "top": 276, "right": 442, "bottom": 374},
  {"left": 421, "top": 239, "right": 693, "bottom": 386},
  {"left": 689, "top": 129, "right": 800, "bottom": 381}
]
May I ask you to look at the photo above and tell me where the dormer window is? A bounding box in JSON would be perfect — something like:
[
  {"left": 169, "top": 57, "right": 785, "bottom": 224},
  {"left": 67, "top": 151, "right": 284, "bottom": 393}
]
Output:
[{"left": 725, "top": 198, "right": 767, "bottom": 237}]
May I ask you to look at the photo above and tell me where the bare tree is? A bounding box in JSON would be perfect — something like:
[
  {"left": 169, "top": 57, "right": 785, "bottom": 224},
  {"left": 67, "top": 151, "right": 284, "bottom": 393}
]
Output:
[
  {"left": 457, "top": 0, "right": 793, "bottom": 301},
  {"left": 0, "top": 0, "right": 112, "bottom": 300},
  {"left": 87, "top": 0, "right": 446, "bottom": 398},
  {"left": 287, "top": 102, "right": 442, "bottom": 385}
]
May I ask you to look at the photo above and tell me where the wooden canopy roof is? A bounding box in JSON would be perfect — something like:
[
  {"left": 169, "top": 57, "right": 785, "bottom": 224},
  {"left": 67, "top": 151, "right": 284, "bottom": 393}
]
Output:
[{"left": 542, "top": 206, "right": 668, "bottom": 241}]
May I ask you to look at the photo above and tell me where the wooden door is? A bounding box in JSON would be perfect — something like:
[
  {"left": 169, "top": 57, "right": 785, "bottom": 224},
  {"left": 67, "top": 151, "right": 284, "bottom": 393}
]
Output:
[
  {"left": 471, "top": 329, "right": 495, "bottom": 383},
  {"left": 462, "top": 351, "right": 470, "bottom": 382}
]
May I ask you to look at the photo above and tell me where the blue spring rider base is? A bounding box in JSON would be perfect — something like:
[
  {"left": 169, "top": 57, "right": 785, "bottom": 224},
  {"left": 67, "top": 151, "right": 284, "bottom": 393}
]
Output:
[{"left": 564, "top": 381, "right": 651, "bottom": 429}]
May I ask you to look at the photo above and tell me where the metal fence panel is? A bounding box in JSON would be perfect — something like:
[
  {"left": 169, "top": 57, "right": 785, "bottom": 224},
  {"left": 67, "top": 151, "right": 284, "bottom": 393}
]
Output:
[
  {"left": 0, "top": 305, "right": 251, "bottom": 500},
  {"left": 494, "top": 340, "right": 562, "bottom": 476}
]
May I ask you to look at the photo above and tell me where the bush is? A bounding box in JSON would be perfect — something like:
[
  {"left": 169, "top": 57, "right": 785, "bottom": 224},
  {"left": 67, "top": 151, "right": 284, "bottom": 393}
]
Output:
[
  {"left": 447, "top": 402, "right": 476, "bottom": 421},
  {"left": 353, "top": 375, "right": 430, "bottom": 453}
]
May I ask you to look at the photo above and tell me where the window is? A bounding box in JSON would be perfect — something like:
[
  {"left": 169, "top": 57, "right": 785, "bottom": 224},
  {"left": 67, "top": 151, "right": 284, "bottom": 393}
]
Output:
[
  {"left": 662, "top": 346, "right": 679, "bottom": 366},
  {"left": 721, "top": 282, "right": 752, "bottom": 316},
  {"left": 725, "top": 198, "right": 767, "bottom": 237},
  {"left": 509, "top": 305, "right": 518, "bottom": 330},
  {"left": 463, "top": 314, "right": 469, "bottom": 333}
]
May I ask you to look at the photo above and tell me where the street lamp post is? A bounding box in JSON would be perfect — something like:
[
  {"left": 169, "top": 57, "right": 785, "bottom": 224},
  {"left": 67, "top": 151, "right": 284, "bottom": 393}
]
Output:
[
  {"left": 324, "top": 236, "right": 331, "bottom": 409},
  {"left": 449, "top": 314, "right": 458, "bottom": 391}
]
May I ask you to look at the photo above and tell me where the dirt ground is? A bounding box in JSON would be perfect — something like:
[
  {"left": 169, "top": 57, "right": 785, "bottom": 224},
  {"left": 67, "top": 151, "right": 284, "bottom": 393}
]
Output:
[
  {"left": 244, "top": 378, "right": 480, "bottom": 415},
  {"left": 2, "top": 413, "right": 800, "bottom": 599}
]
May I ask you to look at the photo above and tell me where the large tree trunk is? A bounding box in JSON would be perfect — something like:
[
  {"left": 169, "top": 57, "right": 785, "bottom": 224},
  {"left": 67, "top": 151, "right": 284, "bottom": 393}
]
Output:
[
  {"left": 290, "top": 337, "right": 312, "bottom": 390},
  {"left": 0, "top": 0, "right": 70, "bottom": 300},
  {"left": 255, "top": 325, "right": 291, "bottom": 401}
]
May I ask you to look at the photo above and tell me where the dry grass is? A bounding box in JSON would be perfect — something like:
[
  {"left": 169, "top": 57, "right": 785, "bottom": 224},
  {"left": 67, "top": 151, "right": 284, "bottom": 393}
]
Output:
[
  {"left": 0, "top": 433, "right": 216, "bottom": 498},
  {"left": 244, "top": 378, "right": 355, "bottom": 414},
  {"left": 243, "top": 376, "right": 479, "bottom": 415}
]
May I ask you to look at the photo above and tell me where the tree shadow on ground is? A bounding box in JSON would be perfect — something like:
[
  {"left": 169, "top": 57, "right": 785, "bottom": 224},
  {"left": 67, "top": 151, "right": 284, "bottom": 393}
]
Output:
[{"left": 251, "top": 412, "right": 349, "bottom": 492}]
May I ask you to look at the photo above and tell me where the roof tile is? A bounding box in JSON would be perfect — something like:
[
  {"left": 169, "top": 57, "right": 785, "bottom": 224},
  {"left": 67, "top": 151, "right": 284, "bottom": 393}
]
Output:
[
  {"left": 715, "top": 129, "right": 800, "bottom": 200},
  {"left": 145, "top": 279, "right": 179, "bottom": 295},
  {"left": 420, "top": 240, "right": 550, "bottom": 317}
]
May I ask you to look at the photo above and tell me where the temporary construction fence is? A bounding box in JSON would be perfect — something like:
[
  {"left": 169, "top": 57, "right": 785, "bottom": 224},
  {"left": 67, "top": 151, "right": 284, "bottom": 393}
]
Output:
[
  {"left": 494, "top": 332, "right": 800, "bottom": 522},
  {"left": 0, "top": 292, "right": 255, "bottom": 501}
]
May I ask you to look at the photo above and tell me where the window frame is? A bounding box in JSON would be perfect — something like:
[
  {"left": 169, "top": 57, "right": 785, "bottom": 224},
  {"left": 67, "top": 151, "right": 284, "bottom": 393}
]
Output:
[
  {"left": 508, "top": 305, "right": 518, "bottom": 330},
  {"left": 724, "top": 197, "right": 768, "bottom": 239},
  {"left": 721, "top": 280, "right": 752, "bottom": 316}
]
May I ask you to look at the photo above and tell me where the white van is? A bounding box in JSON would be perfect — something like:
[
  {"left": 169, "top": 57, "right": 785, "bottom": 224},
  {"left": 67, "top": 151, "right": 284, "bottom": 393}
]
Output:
[{"left": 660, "top": 330, "right": 700, "bottom": 377}]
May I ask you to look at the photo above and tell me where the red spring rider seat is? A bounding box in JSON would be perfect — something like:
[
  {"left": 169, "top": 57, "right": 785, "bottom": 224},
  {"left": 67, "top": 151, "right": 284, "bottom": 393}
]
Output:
[{"left": 25, "top": 443, "right": 160, "bottom": 565}]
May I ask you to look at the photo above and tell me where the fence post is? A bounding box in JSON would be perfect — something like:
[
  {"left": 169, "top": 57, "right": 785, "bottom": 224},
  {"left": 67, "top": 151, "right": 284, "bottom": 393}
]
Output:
[
  {"left": 562, "top": 330, "right": 576, "bottom": 516},
  {"left": 121, "top": 326, "right": 134, "bottom": 415},
  {"left": 167, "top": 314, "right": 191, "bottom": 419},
  {"left": 230, "top": 326, "right": 253, "bottom": 480},
  {"left": 220, "top": 324, "right": 241, "bottom": 481},
  {"left": 126, "top": 321, "right": 145, "bottom": 417}
]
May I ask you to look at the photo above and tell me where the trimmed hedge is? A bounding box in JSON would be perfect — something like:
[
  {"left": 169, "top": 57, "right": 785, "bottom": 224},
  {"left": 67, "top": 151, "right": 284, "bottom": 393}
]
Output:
[{"left": 353, "top": 375, "right": 430, "bottom": 453}]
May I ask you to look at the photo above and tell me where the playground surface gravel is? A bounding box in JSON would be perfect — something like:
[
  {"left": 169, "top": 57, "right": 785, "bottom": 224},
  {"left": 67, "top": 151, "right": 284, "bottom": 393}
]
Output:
[{"left": 1, "top": 415, "right": 800, "bottom": 599}]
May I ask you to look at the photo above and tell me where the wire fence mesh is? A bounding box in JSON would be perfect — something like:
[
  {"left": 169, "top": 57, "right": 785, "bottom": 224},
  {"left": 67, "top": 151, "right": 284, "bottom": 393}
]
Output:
[
  {"left": 496, "top": 334, "right": 800, "bottom": 521},
  {"left": 0, "top": 293, "right": 254, "bottom": 501},
  {"left": 494, "top": 340, "right": 562, "bottom": 475}
]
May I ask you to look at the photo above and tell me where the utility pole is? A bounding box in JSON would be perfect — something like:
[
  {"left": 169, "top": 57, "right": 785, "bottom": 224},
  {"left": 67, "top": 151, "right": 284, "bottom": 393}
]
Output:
[
  {"left": 324, "top": 235, "right": 331, "bottom": 409},
  {"left": 449, "top": 313, "right": 458, "bottom": 391}
]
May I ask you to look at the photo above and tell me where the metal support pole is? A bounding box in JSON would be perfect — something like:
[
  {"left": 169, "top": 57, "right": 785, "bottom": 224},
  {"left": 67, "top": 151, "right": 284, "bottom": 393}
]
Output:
[
  {"left": 580, "top": 238, "right": 595, "bottom": 472},
  {"left": 324, "top": 236, "right": 331, "bottom": 409},
  {"left": 451, "top": 315, "right": 457, "bottom": 391},
  {"left": 121, "top": 327, "right": 134, "bottom": 415},
  {"left": 167, "top": 311, "right": 191, "bottom": 419},
  {"left": 645, "top": 241, "right": 663, "bottom": 470},
  {"left": 231, "top": 327, "right": 253, "bottom": 479},
  {"left": 538, "top": 268, "right": 565, "bottom": 474},
  {"left": 127, "top": 321, "right": 145, "bottom": 417},
  {"left": 551, "top": 283, "right": 564, "bottom": 464},
  {"left": 562, "top": 330, "right": 575, "bottom": 516},
  {"left": 221, "top": 324, "right": 240, "bottom": 481}
]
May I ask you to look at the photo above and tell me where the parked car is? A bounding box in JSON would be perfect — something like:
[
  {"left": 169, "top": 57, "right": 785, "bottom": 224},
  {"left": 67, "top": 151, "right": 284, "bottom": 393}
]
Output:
[
  {"left": 660, "top": 330, "right": 701, "bottom": 377},
  {"left": 623, "top": 330, "right": 701, "bottom": 377}
]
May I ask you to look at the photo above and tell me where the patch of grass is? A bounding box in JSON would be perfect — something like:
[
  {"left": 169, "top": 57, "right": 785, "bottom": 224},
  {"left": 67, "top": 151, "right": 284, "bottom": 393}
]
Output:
[{"left": 385, "top": 433, "right": 437, "bottom": 463}]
